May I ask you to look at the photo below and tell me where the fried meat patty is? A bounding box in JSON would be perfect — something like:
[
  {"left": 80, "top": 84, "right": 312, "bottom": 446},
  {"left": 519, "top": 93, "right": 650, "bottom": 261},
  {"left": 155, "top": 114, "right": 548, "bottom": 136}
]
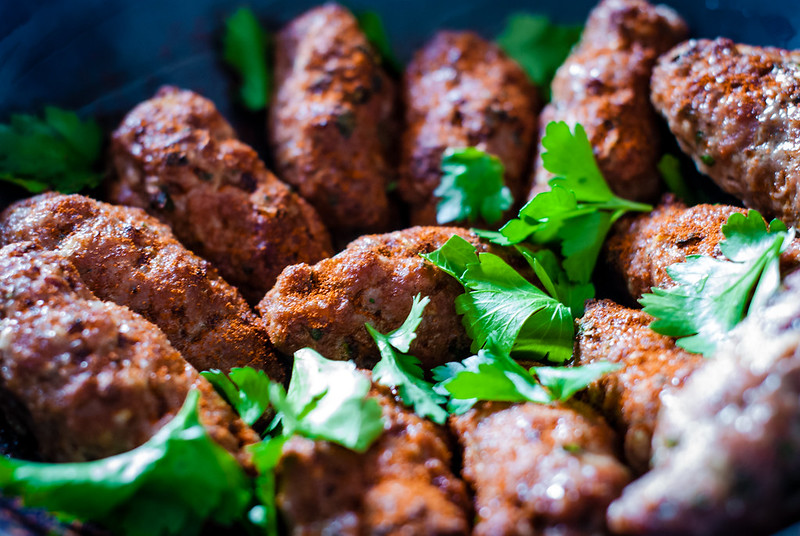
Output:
[
  {"left": 399, "top": 31, "right": 539, "bottom": 226},
  {"left": 451, "top": 400, "right": 632, "bottom": 536},
  {"left": 0, "top": 242, "right": 258, "bottom": 465},
  {"left": 270, "top": 4, "right": 397, "bottom": 232},
  {"left": 277, "top": 383, "right": 470, "bottom": 535},
  {"left": 605, "top": 196, "right": 800, "bottom": 301},
  {"left": 652, "top": 38, "right": 800, "bottom": 227},
  {"left": 574, "top": 300, "right": 703, "bottom": 474},
  {"left": 109, "top": 86, "right": 333, "bottom": 304},
  {"left": 608, "top": 270, "right": 800, "bottom": 534},
  {"left": 531, "top": 0, "right": 687, "bottom": 202},
  {"left": 259, "top": 226, "right": 492, "bottom": 370},
  {"left": 0, "top": 193, "right": 284, "bottom": 382}
]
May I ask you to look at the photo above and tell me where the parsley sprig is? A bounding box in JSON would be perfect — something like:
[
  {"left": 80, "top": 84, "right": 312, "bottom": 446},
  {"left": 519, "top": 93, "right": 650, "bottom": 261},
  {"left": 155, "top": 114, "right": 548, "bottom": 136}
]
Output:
[
  {"left": 223, "top": 8, "right": 271, "bottom": 111},
  {"left": 0, "top": 107, "right": 103, "bottom": 194},
  {"left": 356, "top": 10, "right": 401, "bottom": 74},
  {"left": 641, "top": 210, "right": 793, "bottom": 356},
  {"left": 367, "top": 295, "right": 449, "bottom": 425}
]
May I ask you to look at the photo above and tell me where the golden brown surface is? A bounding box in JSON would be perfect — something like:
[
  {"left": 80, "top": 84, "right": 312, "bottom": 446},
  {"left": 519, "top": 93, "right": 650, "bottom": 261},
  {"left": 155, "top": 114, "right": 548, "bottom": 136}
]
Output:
[
  {"left": 109, "top": 86, "right": 333, "bottom": 304},
  {"left": 605, "top": 195, "right": 800, "bottom": 301},
  {"left": 259, "top": 226, "right": 492, "bottom": 370},
  {"left": 399, "top": 31, "right": 539, "bottom": 226},
  {"left": 531, "top": 0, "right": 687, "bottom": 202},
  {"left": 0, "top": 193, "right": 285, "bottom": 382},
  {"left": 277, "top": 383, "right": 470, "bottom": 535},
  {"left": 651, "top": 38, "right": 800, "bottom": 227},
  {"left": 0, "top": 242, "right": 258, "bottom": 466},
  {"left": 574, "top": 300, "right": 703, "bottom": 474},
  {"left": 608, "top": 270, "right": 800, "bottom": 534},
  {"left": 270, "top": 4, "right": 397, "bottom": 233},
  {"left": 452, "top": 400, "right": 632, "bottom": 536}
]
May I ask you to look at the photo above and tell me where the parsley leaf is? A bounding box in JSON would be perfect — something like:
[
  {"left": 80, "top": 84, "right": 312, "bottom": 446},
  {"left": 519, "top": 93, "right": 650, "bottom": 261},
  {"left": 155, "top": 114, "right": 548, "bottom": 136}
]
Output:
[
  {"left": 433, "top": 349, "right": 619, "bottom": 413},
  {"left": 0, "top": 390, "right": 252, "bottom": 536},
  {"left": 657, "top": 154, "right": 696, "bottom": 204},
  {"left": 516, "top": 246, "right": 594, "bottom": 318},
  {"left": 356, "top": 10, "right": 401, "bottom": 74},
  {"left": 269, "top": 348, "right": 384, "bottom": 453},
  {"left": 496, "top": 13, "right": 582, "bottom": 100},
  {"left": 247, "top": 436, "right": 288, "bottom": 536},
  {"left": 435, "top": 147, "right": 513, "bottom": 226},
  {"left": 223, "top": 7, "right": 271, "bottom": 111},
  {"left": 201, "top": 368, "right": 271, "bottom": 426},
  {"left": 422, "top": 235, "right": 574, "bottom": 362},
  {"left": 494, "top": 121, "right": 651, "bottom": 284},
  {"left": 641, "top": 210, "right": 793, "bottom": 356},
  {"left": 367, "top": 295, "right": 449, "bottom": 425},
  {"left": 0, "top": 107, "right": 103, "bottom": 194}
]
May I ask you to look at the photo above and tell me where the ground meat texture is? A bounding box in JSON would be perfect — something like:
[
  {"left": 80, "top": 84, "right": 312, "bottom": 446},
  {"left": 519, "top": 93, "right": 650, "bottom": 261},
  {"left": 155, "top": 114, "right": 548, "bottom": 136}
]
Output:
[
  {"left": 574, "top": 300, "right": 703, "bottom": 474},
  {"left": 530, "top": 0, "right": 687, "bottom": 202},
  {"left": 651, "top": 38, "right": 800, "bottom": 227},
  {"left": 277, "top": 384, "right": 470, "bottom": 535},
  {"left": 270, "top": 4, "right": 396, "bottom": 233},
  {"left": 0, "top": 243, "right": 258, "bottom": 465},
  {"left": 451, "top": 400, "right": 632, "bottom": 536},
  {"left": 605, "top": 195, "right": 800, "bottom": 301},
  {"left": 607, "top": 271, "right": 800, "bottom": 535},
  {"left": 259, "top": 226, "right": 489, "bottom": 370},
  {"left": 0, "top": 193, "right": 285, "bottom": 382},
  {"left": 109, "top": 86, "right": 333, "bottom": 304},
  {"left": 399, "top": 31, "right": 539, "bottom": 226}
]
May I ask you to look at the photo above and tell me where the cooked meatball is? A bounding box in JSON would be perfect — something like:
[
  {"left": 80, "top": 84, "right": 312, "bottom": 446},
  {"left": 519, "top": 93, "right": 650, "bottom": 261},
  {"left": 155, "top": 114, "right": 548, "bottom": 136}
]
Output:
[
  {"left": 530, "top": 0, "right": 687, "bottom": 202},
  {"left": 277, "top": 383, "right": 470, "bottom": 535},
  {"left": 108, "top": 86, "right": 333, "bottom": 304},
  {"left": 399, "top": 31, "right": 539, "bottom": 226},
  {"left": 451, "top": 400, "right": 632, "bottom": 536},
  {"left": 259, "top": 226, "right": 490, "bottom": 370},
  {"left": 651, "top": 38, "right": 800, "bottom": 227},
  {"left": 574, "top": 299, "right": 703, "bottom": 474},
  {"left": 270, "top": 3, "right": 397, "bottom": 232},
  {"left": 0, "top": 193, "right": 284, "bottom": 382},
  {"left": 0, "top": 242, "right": 258, "bottom": 465},
  {"left": 607, "top": 270, "right": 800, "bottom": 535},
  {"left": 605, "top": 195, "right": 800, "bottom": 301}
]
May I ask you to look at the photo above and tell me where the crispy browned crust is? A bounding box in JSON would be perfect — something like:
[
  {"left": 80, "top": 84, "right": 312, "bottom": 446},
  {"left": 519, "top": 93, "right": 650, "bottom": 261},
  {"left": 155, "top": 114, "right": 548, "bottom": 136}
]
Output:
[
  {"left": 108, "top": 86, "right": 333, "bottom": 304},
  {"left": 608, "top": 271, "right": 800, "bottom": 534},
  {"left": 605, "top": 195, "right": 800, "bottom": 301},
  {"left": 530, "top": 0, "right": 687, "bottom": 202},
  {"left": 0, "top": 242, "right": 258, "bottom": 466},
  {"left": 270, "top": 3, "right": 397, "bottom": 232},
  {"left": 451, "top": 400, "right": 632, "bottom": 536},
  {"left": 277, "top": 384, "right": 470, "bottom": 535},
  {"left": 399, "top": 31, "right": 539, "bottom": 226},
  {"left": 574, "top": 299, "right": 703, "bottom": 473},
  {"left": 651, "top": 38, "right": 800, "bottom": 226},
  {"left": 258, "top": 226, "right": 491, "bottom": 370},
  {"left": 0, "top": 193, "right": 285, "bottom": 382}
]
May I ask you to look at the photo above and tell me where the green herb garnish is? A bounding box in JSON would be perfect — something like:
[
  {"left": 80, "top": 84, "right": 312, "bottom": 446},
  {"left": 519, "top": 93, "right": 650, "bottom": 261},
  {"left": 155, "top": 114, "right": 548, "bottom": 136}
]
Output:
[
  {"left": 0, "top": 390, "right": 252, "bottom": 536},
  {"left": 641, "top": 210, "right": 792, "bottom": 356},
  {"left": 435, "top": 147, "right": 513, "bottom": 226},
  {"left": 0, "top": 107, "right": 103, "bottom": 194},
  {"left": 367, "top": 294, "right": 449, "bottom": 425},
  {"left": 247, "top": 436, "right": 288, "bottom": 536},
  {"left": 201, "top": 367, "right": 271, "bottom": 426},
  {"left": 356, "top": 10, "right": 401, "bottom": 73},
  {"left": 223, "top": 7, "right": 271, "bottom": 111},
  {"left": 496, "top": 13, "right": 582, "bottom": 99}
]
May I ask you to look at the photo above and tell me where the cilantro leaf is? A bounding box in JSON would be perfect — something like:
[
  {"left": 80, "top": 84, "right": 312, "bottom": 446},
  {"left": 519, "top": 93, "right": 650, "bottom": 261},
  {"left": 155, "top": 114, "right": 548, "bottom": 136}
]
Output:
[
  {"left": 641, "top": 210, "right": 792, "bottom": 356},
  {"left": 0, "top": 107, "right": 103, "bottom": 194},
  {"left": 435, "top": 147, "right": 513, "bottom": 226},
  {"left": 247, "top": 436, "right": 288, "bottom": 536},
  {"left": 516, "top": 246, "right": 594, "bottom": 318},
  {"left": 223, "top": 8, "right": 271, "bottom": 111},
  {"left": 269, "top": 348, "right": 384, "bottom": 453},
  {"left": 201, "top": 367, "right": 271, "bottom": 426},
  {"left": 423, "top": 236, "right": 574, "bottom": 362},
  {"left": 532, "top": 361, "right": 621, "bottom": 401},
  {"left": 657, "top": 154, "right": 695, "bottom": 204},
  {"left": 356, "top": 10, "right": 401, "bottom": 74},
  {"left": 0, "top": 390, "right": 252, "bottom": 536},
  {"left": 496, "top": 13, "right": 582, "bottom": 100},
  {"left": 367, "top": 295, "right": 449, "bottom": 425}
]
